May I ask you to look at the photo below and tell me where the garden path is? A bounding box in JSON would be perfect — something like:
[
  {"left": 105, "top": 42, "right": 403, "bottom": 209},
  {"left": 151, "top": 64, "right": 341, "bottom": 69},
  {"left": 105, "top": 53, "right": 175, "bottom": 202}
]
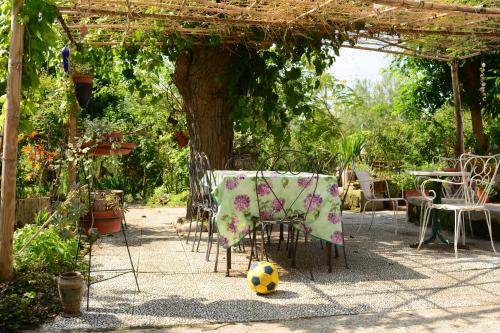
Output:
[{"left": 42, "top": 207, "right": 500, "bottom": 331}]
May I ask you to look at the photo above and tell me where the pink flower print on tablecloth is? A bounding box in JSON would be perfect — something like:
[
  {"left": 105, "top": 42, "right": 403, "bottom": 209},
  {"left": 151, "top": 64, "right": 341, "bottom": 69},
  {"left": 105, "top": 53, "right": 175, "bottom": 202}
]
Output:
[
  {"left": 272, "top": 198, "right": 286, "bottom": 212},
  {"left": 328, "top": 212, "right": 340, "bottom": 224},
  {"left": 225, "top": 177, "right": 239, "bottom": 190},
  {"left": 329, "top": 184, "right": 339, "bottom": 197},
  {"left": 234, "top": 195, "right": 250, "bottom": 211},
  {"left": 331, "top": 231, "right": 343, "bottom": 244},
  {"left": 256, "top": 181, "right": 272, "bottom": 196},
  {"left": 259, "top": 210, "right": 273, "bottom": 220},
  {"left": 298, "top": 177, "right": 313, "bottom": 188},
  {"left": 221, "top": 236, "right": 229, "bottom": 248},
  {"left": 228, "top": 217, "right": 238, "bottom": 234},
  {"left": 299, "top": 224, "right": 312, "bottom": 234},
  {"left": 237, "top": 174, "right": 247, "bottom": 180},
  {"left": 304, "top": 194, "right": 323, "bottom": 210}
]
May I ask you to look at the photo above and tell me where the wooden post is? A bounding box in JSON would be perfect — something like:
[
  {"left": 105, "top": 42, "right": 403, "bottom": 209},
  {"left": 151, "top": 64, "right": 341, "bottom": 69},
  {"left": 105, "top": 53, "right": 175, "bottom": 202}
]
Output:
[
  {"left": 0, "top": 0, "right": 25, "bottom": 281},
  {"left": 67, "top": 102, "right": 77, "bottom": 190},
  {"left": 450, "top": 61, "right": 465, "bottom": 157}
]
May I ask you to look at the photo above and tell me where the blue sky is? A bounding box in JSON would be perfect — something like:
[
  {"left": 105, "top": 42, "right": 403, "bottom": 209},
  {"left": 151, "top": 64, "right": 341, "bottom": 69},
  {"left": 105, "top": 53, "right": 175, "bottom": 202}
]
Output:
[{"left": 329, "top": 48, "right": 393, "bottom": 86}]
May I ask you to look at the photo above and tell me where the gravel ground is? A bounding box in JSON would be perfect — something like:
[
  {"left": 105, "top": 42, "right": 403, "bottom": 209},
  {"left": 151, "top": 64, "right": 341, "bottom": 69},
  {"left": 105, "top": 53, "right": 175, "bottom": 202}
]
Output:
[{"left": 42, "top": 207, "right": 500, "bottom": 331}]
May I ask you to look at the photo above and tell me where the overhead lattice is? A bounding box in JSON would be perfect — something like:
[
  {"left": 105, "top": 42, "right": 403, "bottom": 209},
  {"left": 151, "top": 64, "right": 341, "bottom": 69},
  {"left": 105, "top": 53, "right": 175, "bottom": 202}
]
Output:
[{"left": 56, "top": 0, "right": 500, "bottom": 61}]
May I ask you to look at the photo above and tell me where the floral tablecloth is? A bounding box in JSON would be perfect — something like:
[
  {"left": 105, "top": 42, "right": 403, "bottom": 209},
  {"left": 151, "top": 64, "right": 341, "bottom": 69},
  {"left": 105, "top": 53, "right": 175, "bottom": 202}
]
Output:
[{"left": 211, "top": 170, "right": 343, "bottom": 249}]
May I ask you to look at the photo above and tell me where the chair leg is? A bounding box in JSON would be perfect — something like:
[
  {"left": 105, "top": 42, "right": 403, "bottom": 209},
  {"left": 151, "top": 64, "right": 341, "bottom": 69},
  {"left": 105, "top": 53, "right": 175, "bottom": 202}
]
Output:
[
  {"left": 186, "top": 206, "right": 194, "bottom": 244},
  {"left": 327, "top": 243, "right": 332, "bottom": 273},
  {"left": 467, "top": 211, "right": 474, "bottom": 238},
  {"left": 206, "top": 215, "right": 215, "bottom": 261},
  {"left": 342, "top": 245, "right": 349, "bottom": 269},
  {"left": 368, "top": 202, "right": 376, "bottom": 230},
  {"left": 393, "top": 200, "right": 399, "bottom": 236},
  {"left": 357, "top": 201, "right": 370, "bottom": 232},
  {"left": 418, "top": 205, "right": 432, "bottom": 250},
  {"left": 248, "top": 222, "right": 256, "bottom": 270},
  {"left": 191, "top": 209, "right": 201, "bottom": 252},
  {"left": 214, "top": 231, "right": 221, "bottom": 272},
  {"left": 454, "top": 210, "right": 460, "bottom": 258},
  {"left": 278, "top": 224, "right": 284, "bottom": 250},
  {"left": 484, "top": 210, "right": 496, "bottom": 253},
  {"left": 292, "top": 229, "right": 300, "bottom": 267},
  {"left": 196, "top": 213, "right": 204, "bottom": 252}
]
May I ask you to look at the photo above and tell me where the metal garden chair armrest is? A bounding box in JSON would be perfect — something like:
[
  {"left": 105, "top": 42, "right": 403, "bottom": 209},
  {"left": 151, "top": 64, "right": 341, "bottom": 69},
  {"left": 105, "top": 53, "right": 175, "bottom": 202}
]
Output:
[{"left": 420, "top": 178, "right": 464, "bottom": 203}]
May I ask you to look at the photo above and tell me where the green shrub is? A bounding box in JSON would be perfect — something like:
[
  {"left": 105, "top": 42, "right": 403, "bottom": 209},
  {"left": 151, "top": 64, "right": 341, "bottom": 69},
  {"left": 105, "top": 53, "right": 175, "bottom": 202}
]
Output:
[
  {"left": 0, "top": 269, "right": 61, "bottom": 332},
  {"left": 13, "top": 224, "right": 80, "bottom": 274},
  {"left": 147, "top": 186, "right": 189, "bottom": 207}
]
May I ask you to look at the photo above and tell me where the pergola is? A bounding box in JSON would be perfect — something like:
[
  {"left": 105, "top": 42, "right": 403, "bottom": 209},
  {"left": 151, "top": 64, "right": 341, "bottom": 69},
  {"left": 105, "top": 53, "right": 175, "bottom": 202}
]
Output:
[{"left": 1, "top": 0, "right": 499, "bottom": 280}]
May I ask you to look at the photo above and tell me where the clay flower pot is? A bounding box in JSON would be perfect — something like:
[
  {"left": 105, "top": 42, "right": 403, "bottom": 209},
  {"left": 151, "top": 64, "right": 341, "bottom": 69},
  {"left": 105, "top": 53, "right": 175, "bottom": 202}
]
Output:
[
  {"left": 72, "top": 74, "right": 93, "bottom": 108},
  {"left": 58, "top": 272, "right": 83, "bottom": 316},
  {"left": 81, "top": 209, "right": 123, "bottom": 235}
]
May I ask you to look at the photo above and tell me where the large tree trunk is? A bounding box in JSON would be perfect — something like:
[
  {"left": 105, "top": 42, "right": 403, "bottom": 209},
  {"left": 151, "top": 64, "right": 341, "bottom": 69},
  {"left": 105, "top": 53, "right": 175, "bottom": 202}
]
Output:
[
  {"left": 461, "top": 60, "right": 489, "bottom": 153},
  {"left": 173, "top": 46, "right": 236, "bottom": 169}
]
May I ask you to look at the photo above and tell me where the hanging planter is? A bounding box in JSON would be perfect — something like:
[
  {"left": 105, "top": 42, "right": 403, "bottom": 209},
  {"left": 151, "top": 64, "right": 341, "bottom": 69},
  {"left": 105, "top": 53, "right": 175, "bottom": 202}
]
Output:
[{"left": 72, "top": 74, "right": 93, "bottom": 109}]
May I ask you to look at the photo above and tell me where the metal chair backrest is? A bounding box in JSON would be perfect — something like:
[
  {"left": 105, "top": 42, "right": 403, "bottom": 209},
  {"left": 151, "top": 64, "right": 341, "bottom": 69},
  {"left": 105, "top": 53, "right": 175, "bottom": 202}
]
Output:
[
  {"left": 187, "top": 153, "right": 202, "bottom": 206},
  {"left": 433, "top": 156, "right": 463, "bottom": 198},
  {"left": 224, "top": 154, "right": 254, "bottom": 170},
  {"left": 353, "top": 168, "right": 376, "bottom": 200},
  {"left": 460, "top": 153, "right": 500, "bottom": 207},
  {"left": 255, "top": 150, "right": 320, "bottom": 230},
  {"left": 195, "top": 152, "right": 217, "bottom": 210}
]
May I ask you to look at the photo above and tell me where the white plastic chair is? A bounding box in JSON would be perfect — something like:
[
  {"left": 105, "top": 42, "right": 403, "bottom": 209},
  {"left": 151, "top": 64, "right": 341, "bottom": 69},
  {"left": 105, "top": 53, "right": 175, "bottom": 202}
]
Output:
[
  {"left": 419, "top": 153, "right": 499, "bottom": 257},
  {"left": 354, "top": 167, "right": 408, "bottom": 235}
]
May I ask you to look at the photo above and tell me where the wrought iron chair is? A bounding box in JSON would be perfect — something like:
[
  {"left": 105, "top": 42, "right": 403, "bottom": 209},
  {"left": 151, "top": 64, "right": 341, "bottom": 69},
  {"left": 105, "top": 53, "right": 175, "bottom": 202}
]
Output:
[
  {"left": 224, "top": 154, "right": 254, "bottom": 170},
  {"left": 419, "top": 153, "right": 499, "bottom": 257},
  {"left": 353, "top": 165, "right": 408, "bottom": 235},
  {"left": 186, "top": 153, "right": 202, "bottom": 245},
  {"left": 248, "top": 150, "right": 320, "bottom": 269}
]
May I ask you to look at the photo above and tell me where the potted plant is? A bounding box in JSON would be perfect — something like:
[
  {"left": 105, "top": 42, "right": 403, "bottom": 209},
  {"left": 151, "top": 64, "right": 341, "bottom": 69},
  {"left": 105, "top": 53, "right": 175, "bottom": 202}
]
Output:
[
  {"left": 81, "top": 190, "right": 123, "bottom": 234},
  {"left": 475, "top": 181, "right": 496, "bottom": 203},
  {"left": 79, "top": 118, "right": 137, "bottom": 156}
]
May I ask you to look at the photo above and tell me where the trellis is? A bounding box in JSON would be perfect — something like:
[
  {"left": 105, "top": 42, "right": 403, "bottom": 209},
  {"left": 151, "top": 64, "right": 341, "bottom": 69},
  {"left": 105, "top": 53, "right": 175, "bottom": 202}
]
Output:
[{"left": 55, "top": 0, "right": 500, "bottom": 61}]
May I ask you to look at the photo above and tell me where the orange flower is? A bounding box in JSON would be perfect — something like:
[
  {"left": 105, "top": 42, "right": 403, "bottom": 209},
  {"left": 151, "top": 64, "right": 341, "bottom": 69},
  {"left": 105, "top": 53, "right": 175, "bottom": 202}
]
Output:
[
  {"left": 18, "top": 134, "right": 25, "bottom": 142},
  {"left": 29, "top": 131, "right": 37, "bottom": 139}
]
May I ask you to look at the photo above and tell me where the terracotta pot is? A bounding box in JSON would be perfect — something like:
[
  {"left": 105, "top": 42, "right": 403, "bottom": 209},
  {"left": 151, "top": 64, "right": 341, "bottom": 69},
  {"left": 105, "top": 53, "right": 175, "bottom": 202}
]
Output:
[
  {"left": 80, "top": 141, "right": 137, "bottom": 156},
  {"left": 58, "top": 272, "right": 83, "bottom": 316},
  {"left": 443, "top": 167, "right": 460, "bottom": 172},
  {"left": 476, "top": 188, "right": 492, "bottom": 203},
  {"left": 72, "top": 74, "right": 93, "bottom": 84},
  {"left": 81, "top": 209, "right": 122, "bottom": 234},
  {"left": 403, "top": 189, "right": 429, "bottom": 200}
]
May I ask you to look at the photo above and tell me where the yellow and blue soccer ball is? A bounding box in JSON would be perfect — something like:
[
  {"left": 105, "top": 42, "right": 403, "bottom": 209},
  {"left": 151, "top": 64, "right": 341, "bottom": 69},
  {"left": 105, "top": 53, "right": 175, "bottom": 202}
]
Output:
[{"left": 247, "top": 261, "right": 279, "bottom": 294}]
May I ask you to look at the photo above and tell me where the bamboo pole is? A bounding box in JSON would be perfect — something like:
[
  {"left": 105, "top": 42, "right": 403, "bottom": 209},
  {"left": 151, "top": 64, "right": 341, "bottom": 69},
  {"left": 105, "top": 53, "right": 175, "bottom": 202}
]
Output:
[
  {"left": 67, "top": 102, "right": 77, "bottom": 190},
  {"left": 451, "top": 61, "right": 465, "bottom": 157},
  {"left": 0, "top": 0, "right": 25, "bottom": 282}
]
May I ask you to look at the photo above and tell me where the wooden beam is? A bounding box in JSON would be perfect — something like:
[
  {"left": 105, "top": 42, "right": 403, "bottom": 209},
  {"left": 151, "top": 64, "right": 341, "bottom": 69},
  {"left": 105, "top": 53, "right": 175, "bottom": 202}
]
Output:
[
  {"left": 340, "top": 44, "right": 451, "bottom": 61},
  {"left": 373, "top": 0, "right": 500, "bottom": 15},
  {"left": 0, "top": 0, "right": 24, "bottom": 282},
  {"left": 450, "top": 61, "right": 465, "bottom": 157},
  {"left": 57, "top": 11, "right": 77, "bottom": 45}
]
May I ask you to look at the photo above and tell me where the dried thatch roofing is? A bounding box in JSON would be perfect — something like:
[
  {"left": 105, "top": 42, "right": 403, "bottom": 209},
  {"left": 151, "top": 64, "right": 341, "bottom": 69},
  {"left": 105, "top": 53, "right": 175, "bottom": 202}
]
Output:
[{"left": 56, "top": 0, "right": 500, "bottom": 61}]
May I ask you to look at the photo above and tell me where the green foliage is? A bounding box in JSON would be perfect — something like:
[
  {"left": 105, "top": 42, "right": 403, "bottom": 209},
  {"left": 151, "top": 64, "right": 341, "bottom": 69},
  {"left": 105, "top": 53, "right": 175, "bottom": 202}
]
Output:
[
  {"left": 229, "top": 42, "right": 340, "bottom": 143},
  {"left": 13, "top": 224, "right": 79, "bottom": 274},
  {"left": 0, "top": 269, "right": 61, "bottom": 331}
]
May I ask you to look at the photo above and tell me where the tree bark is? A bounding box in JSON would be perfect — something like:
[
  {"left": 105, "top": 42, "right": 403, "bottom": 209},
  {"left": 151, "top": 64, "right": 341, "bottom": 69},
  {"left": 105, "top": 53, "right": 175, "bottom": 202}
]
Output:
[
  {"left": 0, "top": 0, "right": 24, "bottom": 282},
  {"left": 173, "top": 46, "right": 236, "bottom": 169},
  {"left": 461, "top": 60, "right": 488, "bottom": 153},
  {"left": 450, "top": 61, "right": 465, "bottom": 157}
]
